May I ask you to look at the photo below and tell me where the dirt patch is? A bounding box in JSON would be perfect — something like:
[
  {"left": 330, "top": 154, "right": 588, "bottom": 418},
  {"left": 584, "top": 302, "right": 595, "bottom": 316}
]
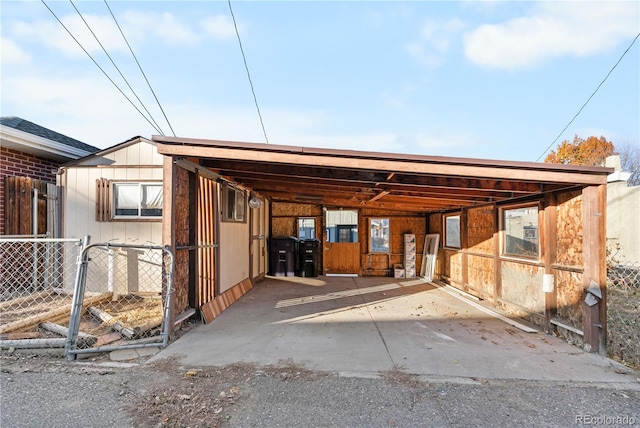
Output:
[
  {"left": 380, "top": 364, "right": 425, "bottom": 388},
  {"left": 123, "top": 357, "right": 328, "bottom": 427}
]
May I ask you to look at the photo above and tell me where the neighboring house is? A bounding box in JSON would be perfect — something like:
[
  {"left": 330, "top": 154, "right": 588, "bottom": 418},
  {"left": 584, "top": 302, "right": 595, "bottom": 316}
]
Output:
[
  {"left": 606, "top": 155, "right": 640, "bottom": 264},
  {"left": 61, "top": 135, "right": 612, "bottom": 355},
  {"left": 0, "top": 116, "right": 99, "bottom": 236}
]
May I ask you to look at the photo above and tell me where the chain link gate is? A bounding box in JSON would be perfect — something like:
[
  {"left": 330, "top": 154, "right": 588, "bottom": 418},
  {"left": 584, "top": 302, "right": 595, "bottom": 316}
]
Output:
[
  {"left": 1, "top": 237, "right": 85, "bottom": 349},
  {"left": 65, "top": 243, "right": 174, "bottom": 360}
]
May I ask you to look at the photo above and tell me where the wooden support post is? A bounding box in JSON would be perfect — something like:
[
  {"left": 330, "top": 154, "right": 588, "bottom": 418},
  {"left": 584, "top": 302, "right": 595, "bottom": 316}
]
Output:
[
  {"left": 581, "top": 185, "right": 607, "bottom": 354},
  {"left": 162, "top": 155, "right": 177, "bottom": 338},
  {"left": 543, "top": 194, "right": 558, "bottom": 333}
]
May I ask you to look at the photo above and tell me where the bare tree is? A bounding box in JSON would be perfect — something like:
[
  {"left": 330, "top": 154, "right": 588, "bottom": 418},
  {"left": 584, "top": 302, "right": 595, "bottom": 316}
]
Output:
[{"left": 617, "top": 142, "right": 640, "bottom": 186}]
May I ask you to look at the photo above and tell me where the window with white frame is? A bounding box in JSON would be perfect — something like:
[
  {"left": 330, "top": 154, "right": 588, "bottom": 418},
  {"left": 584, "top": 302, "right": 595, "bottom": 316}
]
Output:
[
  {"left": 444, "top": 214, "right": 461, "bottom": 248},
  {"left": 222, "top": 183, "right": 246, "bottom": 222},
  {"left": 113, "top": 182, "right": 163, "bottom": 219},
  {"left": 503, "top": 205, "right": 539, "bottom": 259}
]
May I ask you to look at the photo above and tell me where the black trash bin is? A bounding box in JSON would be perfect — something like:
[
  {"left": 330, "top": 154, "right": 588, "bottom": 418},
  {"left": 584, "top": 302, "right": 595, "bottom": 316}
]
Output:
[
  {"left": 297, "top": 239, "right": 320, "bottom": 277},
  {"left": 269, "top": 237, "right": 298, "bottom": 276}
]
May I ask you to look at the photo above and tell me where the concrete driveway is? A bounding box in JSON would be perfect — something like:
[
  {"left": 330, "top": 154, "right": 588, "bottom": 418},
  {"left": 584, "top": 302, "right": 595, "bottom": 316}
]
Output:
[{"left": 151, "top": 276, "right": 637, "bottom": 385}]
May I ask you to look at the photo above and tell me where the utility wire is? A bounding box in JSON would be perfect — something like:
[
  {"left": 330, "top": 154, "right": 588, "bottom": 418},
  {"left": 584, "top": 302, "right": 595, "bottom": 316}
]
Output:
[
  {"left": 228, "top": 0, "right": 269, "bottom": 144},
  {"left": 104, "top": 0, "right": 176, "bottom": 137},
  {"left": 41, "top": 0, "right": 164, "bottom": 135},
  {"left": 535, "top": 32, "right": 640, "bottom": 162},
  {"left": 69, "top": 0, "right": 165, "bottom": 135}
]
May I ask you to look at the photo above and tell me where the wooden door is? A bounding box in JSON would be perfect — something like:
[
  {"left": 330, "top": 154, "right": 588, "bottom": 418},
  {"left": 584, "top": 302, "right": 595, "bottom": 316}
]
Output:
[{"left": 323, "top": 209, "right": 360, "bottom": 275}]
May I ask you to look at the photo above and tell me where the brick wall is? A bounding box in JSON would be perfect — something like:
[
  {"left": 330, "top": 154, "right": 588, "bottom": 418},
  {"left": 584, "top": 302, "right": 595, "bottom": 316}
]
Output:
[{"left": 0, "top": 146, "right": 60, "bottom": 235}]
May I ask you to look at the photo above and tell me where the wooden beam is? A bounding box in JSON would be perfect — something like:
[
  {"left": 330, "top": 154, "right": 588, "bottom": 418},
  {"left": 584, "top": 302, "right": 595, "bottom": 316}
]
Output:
[
  {"left": 367, "top": 191, "right": 390, "bottom": 203},
  {"left": 157, "top": 143, "right": 608, "bottom": 185}
]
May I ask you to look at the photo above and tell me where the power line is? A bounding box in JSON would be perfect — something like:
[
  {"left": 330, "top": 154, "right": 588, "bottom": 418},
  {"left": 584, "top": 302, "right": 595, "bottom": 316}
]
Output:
[
  {"left": 104, "top": 0, "right": 176, "bottom": 137},
  {"left": 40, "top": 0, "right": 164, "bottom": 135},
  {"left": 535, "top": 32, "right": 640, "bottom": 162},
  {"left": 228, "top": 0, "right": 270, "bottom": 144},
  {"left": 69, "top": 0, "right": 165, "bottom": 135}
]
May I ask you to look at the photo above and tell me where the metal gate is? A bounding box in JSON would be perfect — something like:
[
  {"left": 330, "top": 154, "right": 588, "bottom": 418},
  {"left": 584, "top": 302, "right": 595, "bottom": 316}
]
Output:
[{"left": 65, "top": 243, "right": 174, "bottom": 360}]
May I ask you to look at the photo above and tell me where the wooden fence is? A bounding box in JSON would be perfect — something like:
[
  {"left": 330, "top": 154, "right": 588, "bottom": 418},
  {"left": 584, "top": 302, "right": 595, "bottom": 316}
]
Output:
[{"left": 3, "top": 177, "right": 60, "bottom": 237}]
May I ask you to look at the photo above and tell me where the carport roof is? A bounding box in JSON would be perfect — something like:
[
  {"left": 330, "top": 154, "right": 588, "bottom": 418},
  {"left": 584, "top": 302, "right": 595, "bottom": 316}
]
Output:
[{"left": 153, "top": 136, "right": 612, "bottom": 213}]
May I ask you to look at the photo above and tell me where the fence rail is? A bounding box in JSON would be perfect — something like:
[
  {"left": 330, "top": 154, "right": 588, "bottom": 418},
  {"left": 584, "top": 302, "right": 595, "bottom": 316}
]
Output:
[
  {"left": 607, "top": 262, "right": 640, "bottom": 369},
  {"left": 65, "top": 243, "right": 174, "bottom": 360}
]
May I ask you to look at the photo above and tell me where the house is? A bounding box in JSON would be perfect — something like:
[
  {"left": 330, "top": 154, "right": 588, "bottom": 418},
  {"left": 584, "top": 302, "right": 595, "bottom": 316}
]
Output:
[
  {"left": 60, "top": 135, "right": 612, "bottom": 354},
  {"left": 0, "top": 116, "right": 99, "bottom": 236},
  {"left": 605, "top": 155, "right": 640, "bottom": 264}
]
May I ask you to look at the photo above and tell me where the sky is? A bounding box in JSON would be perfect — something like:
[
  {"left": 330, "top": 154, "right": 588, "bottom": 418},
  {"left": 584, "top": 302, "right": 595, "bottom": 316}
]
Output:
[{"left": 1, "top": 0, "right": 639, "bottom": 162}]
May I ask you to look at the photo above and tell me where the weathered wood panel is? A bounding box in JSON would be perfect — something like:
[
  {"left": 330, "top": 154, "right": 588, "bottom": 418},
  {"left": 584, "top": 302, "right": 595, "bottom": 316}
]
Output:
[
  {"left": 467, "top": 207, "right": 494, "bottom": 255},
  {"left": 556, "top": 190, "right": 583, "bottom": 267},
  {"left": 271, "top": 217, "right": 296, "bottom": 237},
  {"left": 173, "top": 167, "right": 191, "bottom": 313},
  {"left": 501, "top": 260, "right": 544, "bottom": 314},
  {"left": 362, "top": 253, "right": 391, "bottom": 276},
  {"left": 467, "top": 254, "right": 495, "bottom": 296},
  {"left": 271, "top": 202, "right": 321, "bottom": 217},
  {"left": 4, "top": 177, "right": 48, "bottom": 235},
  {"left": 554, "top": 269, "right": 583, "bottom": 330},
  {"left": 445, "top": 249, "right": 462, "bottom": 283}
]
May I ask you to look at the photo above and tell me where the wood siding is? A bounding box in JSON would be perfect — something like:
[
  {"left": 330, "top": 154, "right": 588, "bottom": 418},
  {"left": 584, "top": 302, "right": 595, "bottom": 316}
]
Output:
[{"left": 429, "top": 186, "right": 606, "bottom": 352}]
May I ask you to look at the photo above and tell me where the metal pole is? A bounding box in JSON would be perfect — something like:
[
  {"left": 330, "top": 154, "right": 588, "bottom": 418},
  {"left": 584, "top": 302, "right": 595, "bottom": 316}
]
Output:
[
  {"left": 31, "top": 188, "right": 38, "bottom": 292},
  {"left": 65, "top": 235, "right": 91, "bottom": 361}
]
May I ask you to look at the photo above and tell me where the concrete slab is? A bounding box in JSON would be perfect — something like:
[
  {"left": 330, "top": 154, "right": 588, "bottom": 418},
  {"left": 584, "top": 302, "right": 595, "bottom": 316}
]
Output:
[
  {"left": 110, "top": 346, "right": 159, "bottom": 361},
  {"left": 150, "top": 277, "right": 638, "bottom": 386}
]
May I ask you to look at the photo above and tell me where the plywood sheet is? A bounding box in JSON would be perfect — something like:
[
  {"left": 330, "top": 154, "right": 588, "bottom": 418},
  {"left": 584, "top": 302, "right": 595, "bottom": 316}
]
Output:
[
  {"left": 556, "top": 190, "right": 583, "bottom": 267},
  {"left": 501, "top": 260, "right": 544, "bottom": 314},
  {"left": 467, "top": 254, "right": 495, "bottom": 296},
  {"left": 271, "top": 202, "right": 321, "bottom": 217},
  {"left": 554, "top": 269, "right": 583, "bottom": 330},
  {"left": 467, "top": 207, "right": 494, "bottom": 255}
]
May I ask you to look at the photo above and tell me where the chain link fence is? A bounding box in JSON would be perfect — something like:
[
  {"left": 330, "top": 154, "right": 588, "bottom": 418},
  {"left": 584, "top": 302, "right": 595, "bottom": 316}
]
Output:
[
  {"left": 1, "top": 237, "right": 84, "bottom": 348},
  {"left": 607, "top": 261, "right": 640, "bottom": 369},
  {"left": 65, "top": 243, "right": 174, "bottom": 360}
]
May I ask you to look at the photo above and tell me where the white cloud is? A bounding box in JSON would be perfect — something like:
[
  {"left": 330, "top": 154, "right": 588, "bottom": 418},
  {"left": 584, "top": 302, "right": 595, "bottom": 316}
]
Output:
[
  {"left": 11, "top": 14, "right": 129, "bottom": 58},
  {"left": 407, "top": 18, "right": 466, "bottom": 69},
  {"left": 200, "top": 15, "right": 238, "bottom": 40},
  {"left": 464, "top": 2, "right": 640, "bottom": 70},
  {"left": 0, "top": 37, "right": 30, "bottom": 64},
  {"left": 121, "top": 11, "right": 199, "bottom": 47}
]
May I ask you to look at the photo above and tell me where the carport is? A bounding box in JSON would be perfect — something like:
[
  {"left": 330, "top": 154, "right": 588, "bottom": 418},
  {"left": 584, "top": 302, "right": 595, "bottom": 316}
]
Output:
[{"left": 153, "top": 137, "right": 611, "bottom": 354}]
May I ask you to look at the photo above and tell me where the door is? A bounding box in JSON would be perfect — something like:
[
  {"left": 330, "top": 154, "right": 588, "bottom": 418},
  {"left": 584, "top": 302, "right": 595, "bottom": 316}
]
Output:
[
  {"left": 323, "top": 209, "right": 359, "bottom": 275},
  {"left": 196, "top": 174, "right": 216, "bottom": 308}
]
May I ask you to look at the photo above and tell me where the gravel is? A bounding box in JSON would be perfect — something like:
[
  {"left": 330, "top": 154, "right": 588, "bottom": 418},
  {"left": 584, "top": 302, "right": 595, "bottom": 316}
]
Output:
[{"left": 2, "top": 352, "right": 639, "bottom": 428}]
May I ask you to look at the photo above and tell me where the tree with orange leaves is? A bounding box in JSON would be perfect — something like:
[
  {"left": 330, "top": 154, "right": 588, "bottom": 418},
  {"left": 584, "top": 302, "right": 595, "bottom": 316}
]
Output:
[{"left": 544, "top": 135, "right": 616, "bottom": 166}]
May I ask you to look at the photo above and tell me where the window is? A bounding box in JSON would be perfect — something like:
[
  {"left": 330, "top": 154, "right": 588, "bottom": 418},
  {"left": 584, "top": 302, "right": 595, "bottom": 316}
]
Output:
[
  {"left": 444, "top": 214, "right": 461, "bottom": 248},
  {"left": 222, "top": 183, "right": 246, "bottom": 222},
  {"left": 111, "top": 182, "right": 162, "bottom": 219},
  {"left": 298, "top": 218, "right": 316, "bottom": 239},
  {"left": 503, "top": 205, "right": 539, "bottom": 258},
  {"left": 370, "top": 218, "right": 390, "bottom": 252}
]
